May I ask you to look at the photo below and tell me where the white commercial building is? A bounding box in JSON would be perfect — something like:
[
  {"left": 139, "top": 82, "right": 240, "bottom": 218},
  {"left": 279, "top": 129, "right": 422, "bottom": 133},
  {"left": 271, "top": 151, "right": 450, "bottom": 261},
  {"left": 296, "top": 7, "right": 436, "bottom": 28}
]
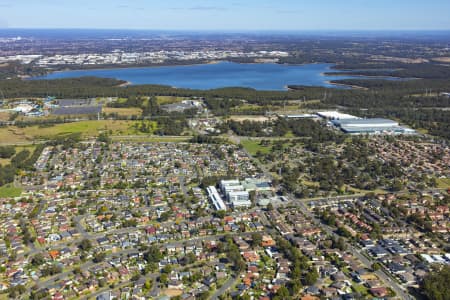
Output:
[
  {"left": 220, "top": 179, "right": 241, "bottom": 193},
  {"left": 207, "top": 186, "right": 226, "bottom": 211},
  {"left": 220, "top": 179, "right": 245, "bottom": 197},
  {"left": 228, "top": 191, "right": 251, "bottom": 208}
]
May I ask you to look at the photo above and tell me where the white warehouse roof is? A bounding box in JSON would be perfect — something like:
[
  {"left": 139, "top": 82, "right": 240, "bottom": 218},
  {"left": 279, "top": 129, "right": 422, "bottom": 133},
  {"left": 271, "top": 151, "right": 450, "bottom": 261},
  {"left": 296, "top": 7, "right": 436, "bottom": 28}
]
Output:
[
  {"left": 336, "top": 118, "right": 399, "bottom": 128},
  {"left": 317, "top": 111, "right": 360, "bottom": 120}
]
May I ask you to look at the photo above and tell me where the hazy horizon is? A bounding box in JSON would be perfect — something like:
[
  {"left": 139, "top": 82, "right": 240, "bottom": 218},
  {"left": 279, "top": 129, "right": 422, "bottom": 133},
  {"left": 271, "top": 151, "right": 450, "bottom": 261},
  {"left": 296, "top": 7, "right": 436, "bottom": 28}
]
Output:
[{"left": 0, "top": 0, "right": 450, "bottom": 31}]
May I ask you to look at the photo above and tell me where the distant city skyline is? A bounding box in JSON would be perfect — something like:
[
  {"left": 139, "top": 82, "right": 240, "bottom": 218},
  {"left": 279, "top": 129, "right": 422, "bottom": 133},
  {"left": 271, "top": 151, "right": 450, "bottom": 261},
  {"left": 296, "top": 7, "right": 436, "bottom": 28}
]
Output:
[{"left": 0, "top": 0, "right": 450, "bottom": 31}]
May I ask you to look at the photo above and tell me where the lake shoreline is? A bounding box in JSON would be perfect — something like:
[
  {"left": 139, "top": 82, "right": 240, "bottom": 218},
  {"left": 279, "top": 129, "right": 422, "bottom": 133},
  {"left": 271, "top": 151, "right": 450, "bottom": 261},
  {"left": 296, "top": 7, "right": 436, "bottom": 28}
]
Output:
[
  {"left": 35, "top": 60, "right": 331, "bottom": 75},
  {"left": 325, "top": 81, "right": 369, "bottom": 90},
  {"left": 30, "top": 61, "right": 400, "bottom": 91}
]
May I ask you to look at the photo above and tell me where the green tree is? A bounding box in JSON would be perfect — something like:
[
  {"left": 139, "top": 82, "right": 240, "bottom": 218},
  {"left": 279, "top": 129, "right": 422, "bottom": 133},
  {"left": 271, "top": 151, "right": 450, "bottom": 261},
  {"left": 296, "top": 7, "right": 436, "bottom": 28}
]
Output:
[
  {"left": 144, "top": 245, "right": 163, "bottom": 263},
  {"left": 372, "top": 262, "right": 382, "bottom": 271},
  {"left": 251, "top": 232, "right": 263, "bottom": 248},
  {"left": 93, "top": 252, "right": 106, "bottom": 263},
  {"left": 273, "top": 286, "right": 290, "bottom": 300},
  {"left": 144, "top": 279, "right": 153, "bottom": 290},
  {"left": 79, "top": 239, "right": 92, "bottom": 251},
  {"left": 303, "top": 268, "right": 319, "bottom": 286},
  {"left": 197, "top": 291, "right": 210, "bottom": 300},
  {"left": 422, "top": 266, "right": 450, "bottom": 300},
  {"left": 31, "top": 254, "right": 45, "bottom": 267},
  {"left": 159, "top": 273, "right": 168, "bottom": 285}
]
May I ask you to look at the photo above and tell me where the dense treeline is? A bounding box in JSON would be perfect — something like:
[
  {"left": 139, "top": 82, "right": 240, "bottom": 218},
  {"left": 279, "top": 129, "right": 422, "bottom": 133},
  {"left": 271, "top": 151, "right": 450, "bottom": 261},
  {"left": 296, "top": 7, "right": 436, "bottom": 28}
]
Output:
[
  {"left": 330, "top": 63, "right": 450, "bottom": 79},
  {"left": 421, "top": 266, "right": 450, "bottom": 300},
  {"left": 0, "top": 77, "right": 126, "bottom": 98},
  {"left": 153, "top": 117, "right": 187, "bottom": 136},
  {"left": 203, "top": 98, "right": 242, "bottom": 115},
  {"left": 221, "top": 118, "right": 345, "bottom": 143},
  {"left": 189, "top": 135, "right": 228, "bottom": 144},
  {"left": 0, "top": 61, "right": 47, "bottom": 80},
  {"left": 0, "top": 77, "right": 329, "bottom": 101}
]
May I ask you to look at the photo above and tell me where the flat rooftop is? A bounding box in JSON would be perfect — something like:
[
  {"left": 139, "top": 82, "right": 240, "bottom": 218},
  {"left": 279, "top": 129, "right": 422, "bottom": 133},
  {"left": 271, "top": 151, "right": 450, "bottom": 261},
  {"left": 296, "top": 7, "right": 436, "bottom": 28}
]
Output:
[
  {"left": 335, "top": 118, "right": 399, "bottom": 127},
  {"left": 317, "top": 111, "right": 360, "bottom": 120}
]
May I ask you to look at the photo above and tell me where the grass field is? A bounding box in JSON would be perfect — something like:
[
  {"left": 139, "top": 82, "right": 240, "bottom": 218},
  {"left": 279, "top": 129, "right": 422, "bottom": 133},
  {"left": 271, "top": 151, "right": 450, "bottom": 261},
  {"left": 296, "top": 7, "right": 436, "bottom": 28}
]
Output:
[
  {"left": 0, "top": 184, "right": 23, "bottom": 198},
  {"left": 231, "top": 103, "right": 301, "bottom": 113},
  {"left": 103, "top": 107, "right": 143, "bottom": 117},
  {"left": 156, "top": 96, "right": 186, "bottom": 105},
  {"left": 352, "top": 283, "right": 368, "bottom": 295},
  {"left": 240, "top": 139, "right": 271, "bottom": 155},
  {"left": 436, "top": 177, "right": 450, "bottom": 189},
  {"left": 0, "top": 294, "right": 9, "bottom": 300},
  {"left": 0, "top": 120, "right": 144, "bottom": 145}
]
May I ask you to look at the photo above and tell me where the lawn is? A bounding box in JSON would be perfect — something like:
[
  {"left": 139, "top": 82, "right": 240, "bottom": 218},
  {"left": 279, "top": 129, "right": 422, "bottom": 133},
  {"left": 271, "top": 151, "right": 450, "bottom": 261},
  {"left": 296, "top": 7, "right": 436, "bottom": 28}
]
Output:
[
  {"left": 240, "top": 139, "right": 271, "bottom": 156},
  {"left": 0, "top": 184, "right": 23, "bottom": 198},
  {"left": 0, "top": 120, "right": 143, "bottom": 145},
  {"left": 156, "top": 96, "right": 186, "bottom": 105},
  {"left": 436, "top": 177, "right": 450, "bottom": 189},
  {"left": 102, "top": 107, "right": 143, "bottom": 117},
  {"left": 284, "top": 131, "right": 295, "bottom": 138},
  {"left": 0, "top": 294, "right": 9, "bottom": 300},
  {"left": 352, "top": 283, "right": 368, "bottom": 295}
]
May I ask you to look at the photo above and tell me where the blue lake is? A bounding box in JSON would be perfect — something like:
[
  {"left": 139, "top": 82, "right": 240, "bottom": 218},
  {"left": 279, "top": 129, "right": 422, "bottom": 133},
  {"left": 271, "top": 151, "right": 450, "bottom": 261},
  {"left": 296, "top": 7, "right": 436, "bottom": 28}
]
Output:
[{"left": 33, "top": 62, "right": 394, "bottom": 90}]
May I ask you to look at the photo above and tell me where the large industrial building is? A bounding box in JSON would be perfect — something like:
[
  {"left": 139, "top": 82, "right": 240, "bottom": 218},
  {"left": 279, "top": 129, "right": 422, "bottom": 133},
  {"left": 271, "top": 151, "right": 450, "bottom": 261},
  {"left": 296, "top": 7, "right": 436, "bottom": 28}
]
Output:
[
  {"left": 332, "top": 118, "right": 416, "bottom": 135},
  {"left": 315, "top": 111, "right": 415, "bottom": 135}
]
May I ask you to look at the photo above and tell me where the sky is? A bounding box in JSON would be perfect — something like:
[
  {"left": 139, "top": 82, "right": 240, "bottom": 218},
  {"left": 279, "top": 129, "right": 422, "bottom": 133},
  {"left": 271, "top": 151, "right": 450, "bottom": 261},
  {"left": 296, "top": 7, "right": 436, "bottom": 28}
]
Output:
[{"left": 0, "top": 0, "right": 450, "bottom": 31}]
